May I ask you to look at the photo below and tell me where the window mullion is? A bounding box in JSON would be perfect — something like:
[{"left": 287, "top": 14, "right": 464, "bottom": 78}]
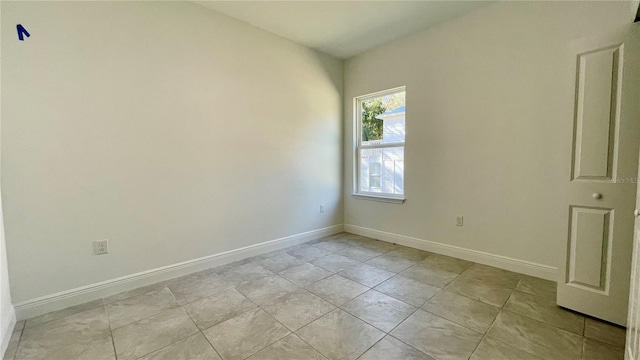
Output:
[{"left": 359, "top": 143, "right": 405, "bottom": 150}]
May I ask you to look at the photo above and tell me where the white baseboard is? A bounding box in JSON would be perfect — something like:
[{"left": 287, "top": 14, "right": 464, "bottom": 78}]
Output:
[
  {"left": 15, "top": 224, "right": 344, "bottom": 320},
  {"left": 344, "top": 224, "right": 558, "bottom": 281},
  {"left": 1, "top": 306, "right": 16, "bottom": 360}
]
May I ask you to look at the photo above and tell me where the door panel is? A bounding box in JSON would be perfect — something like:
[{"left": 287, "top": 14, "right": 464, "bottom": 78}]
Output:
[
  {"left": 568, "top": 206, "right": 612, "bottom": 290},
  {"left": 572, "top": 45, "right": 622, "bottom": 180},
  {"left": 559, "top": 24, "right": 640, "bottom": 326}
]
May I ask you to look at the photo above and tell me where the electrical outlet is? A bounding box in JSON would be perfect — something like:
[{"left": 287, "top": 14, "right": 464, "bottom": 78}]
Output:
[
  {"left": 320, "top": 204, "right": 325, "bottom": 213},
  {"left": 456, "top": 216, "right": 464, "bottom": 227},
  {"left": 93, "top": 239, "right": 108, "bottom": 255}
]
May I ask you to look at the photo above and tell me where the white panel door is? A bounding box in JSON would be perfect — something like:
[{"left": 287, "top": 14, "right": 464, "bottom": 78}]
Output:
[{"left": 558, "top": 24, "right": 640, "bottom": 326}]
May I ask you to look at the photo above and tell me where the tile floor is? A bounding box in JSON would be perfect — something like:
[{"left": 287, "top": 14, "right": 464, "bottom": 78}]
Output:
[{"left": 3, "top": 233, "right": 628, "bottom": 360}]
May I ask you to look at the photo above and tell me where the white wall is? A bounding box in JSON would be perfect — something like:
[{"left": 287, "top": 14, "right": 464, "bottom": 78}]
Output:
[
  {"left": 0, "top": 2, "right": 16, "bottom": 353},
  {"left": 344, "top": 1, "right": 632, "bottom": 270},
  {"left": 1, "top": 1, "right": 343, "bottom": 305},
  {"left": 0, "top": 186, "right": 14, "bottom": 357}
]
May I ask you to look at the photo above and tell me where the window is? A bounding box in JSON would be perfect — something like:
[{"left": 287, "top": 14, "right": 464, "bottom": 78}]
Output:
[{"left": 355, "top": 87, "right": 405, "bottom": 200}]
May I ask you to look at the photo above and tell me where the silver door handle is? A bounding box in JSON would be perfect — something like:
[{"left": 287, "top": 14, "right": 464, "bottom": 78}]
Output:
[{"left": 592, "top": 193, "right": 602, "bottom": 200}]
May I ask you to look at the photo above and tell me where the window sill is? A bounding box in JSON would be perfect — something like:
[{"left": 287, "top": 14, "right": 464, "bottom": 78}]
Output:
[{"left": 352, "top": 193, "right": 405, "bottom": 204}]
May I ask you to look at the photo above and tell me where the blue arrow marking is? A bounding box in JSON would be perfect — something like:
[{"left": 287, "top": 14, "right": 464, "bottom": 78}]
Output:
[{"left": 17, "top": 24, "right": 30, "bottom": 41}]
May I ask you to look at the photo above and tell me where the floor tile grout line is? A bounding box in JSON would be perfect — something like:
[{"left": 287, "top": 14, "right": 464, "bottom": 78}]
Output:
[
  {"left": 114, "top": 284, "right": 236, "bottom": 359},
  {"left": 411, "top": 284, "right": 508, "bottom": 335},
  {"left": 291, "top": 325, "right": 331, "bottom": 359},
  {"left": 426, "top": 285, "right": 504, "bottom": 310},
  {"left": 500, "top": 307, "right": 586, "bottom": 337},
  {"left": 121, "top": 302, "right": 201, "bottom": 359},
  {"left": 241, "top": 305, "right": 293, "bottom": 358},
  {"left": 128, "top": 327, "right": 200, "bottom": 360},
  {"left": 489, "top": 308, "right": 587, "bottom": 359},
  {"left": 14, "top": 305, "right": 114, "bottom": 360},
  {"left": 292, "top": 308, "right": 358, "bottom": 360},
  {"left": 103, "top": 303, "right": 119, "bottom": 360},
  {"left": 341, "top": 287, "right": 414, "bottom": 309},
  {"left": 466, "top": 301, "right": 508, "bottom": 360},
  {"left": 108, "top": 286, "right": 179, "bottom": 332},
  {"left": 193, "top": 286, "right": 292, "bottom": 359},
  {"left": 198, "top": 330, "right": 225, "bottom": 360},
  {"left": 353, "top": 335, "right": 386, "bottom": 360},
  {"left": 194, "top": 302, "right": 258, "bottom": 333},
  {"left": 22, "top": 300, "right": 106, "bottom": 330},
  {"left": 382, "top": 332, "right": 435, "bottom": 360},
  {"left": 242, "top": 279, "right": 338, "bottom": 333},
  {"left": 7, "top": 321, "right": 26, "bottom": 360},
  {"left": 392, "top": 305, "right": 483, "bottom": 344},
  {"left": 480, "top": 328, "right": 545, "bottom": 360},
  {"left": 443, "top": 277, "right": 519, "bottom": 309},
  {"left": 337, "top": 292, "right": 415, "bottom": 334},
  {"left": 372, "top": 271, "right": 448, "bottom": 307},
  {"left": 503, "top": 292, "right": 587, "bottom": 335},
  {"left": 416, "top": 281, "right": 505, "bottom": 334},
  {"left": 336, "top": 266, "right": 397, "bottom": 288},
  {"left": 382, "top": 305, "right": 441, "bottom": 359},
  {"left": 419, "top": 305, "right": 491, "bottom": 337},
  {"left": 169, "top": 284, "right": 238, "bottom": 308},
  {"left": 310, "top": 258, "right": 364, "bottom": 274},
  {"left": 108, "top": 317, "right": 118, "bottom": 360},
  {"left": 508, "top": 287, "right": 559, "bottom": 302},
  {"left": 181, "top": 301, "right": 225, "bottom": 360},
  {"left": 176, "top": 263, "right": 334, "bottom": 337},
  {"left": 279, "top": 264, "right": 336, "bottom": 288},
  {"left": 274, "top": 299, "right": 337, "bottom": 333},
  {"left": 103, "top": 282, "right": 173, "bottom": 306},
  {"left": 468, "top": 329, "right": 492, "bottom": 358},
  {"left": 306, "top": 284, "right": 370, "bottom": 309},
  {"left": 513, "top": 278, "right": 558, "bottom": 302}
]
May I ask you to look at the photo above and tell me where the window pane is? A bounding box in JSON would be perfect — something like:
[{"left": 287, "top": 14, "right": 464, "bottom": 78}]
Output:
[
  {"left": 361, "top": 91, "right": 405, "bottom": 144},
  {"left": 370, "top": 175, "right": 381, "bottom": 188},
  {"left": 359, "top": 147, "right": 404, "bottom": 195},
  {"left": 370, "top": 162, "right": 381, "bottom": 175}
]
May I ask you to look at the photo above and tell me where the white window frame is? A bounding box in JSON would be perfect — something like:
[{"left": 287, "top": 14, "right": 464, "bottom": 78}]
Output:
[{"left": 353, "top": 86, "right": 406, "bottom": 203}]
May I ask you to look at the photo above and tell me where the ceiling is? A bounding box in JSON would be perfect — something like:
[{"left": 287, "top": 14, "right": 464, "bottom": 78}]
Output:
[{"left": 197, "top": 1, "right": 493, "bottom": 59}]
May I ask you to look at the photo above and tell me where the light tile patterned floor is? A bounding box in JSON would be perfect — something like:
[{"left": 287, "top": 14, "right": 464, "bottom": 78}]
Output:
[{"left": 3, "top": 233, "right": 627, "bottom": 360}]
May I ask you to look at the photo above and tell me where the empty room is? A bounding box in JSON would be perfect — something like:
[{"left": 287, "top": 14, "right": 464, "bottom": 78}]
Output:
[{"left": 1, "top": 1, "right": 640, "bottom": 359}]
